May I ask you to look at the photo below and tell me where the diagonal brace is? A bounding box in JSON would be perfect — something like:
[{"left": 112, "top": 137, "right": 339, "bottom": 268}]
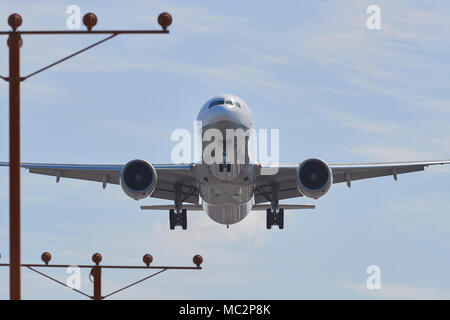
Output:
[
  {"left": 26, "top": 266, "right": 92, "bottom": 299},
  {"left": 102, "top": 268, "right": 167, "bottom": 299},
  {"left": 22, "top": 33, "right": 118, "bottom": 80}
]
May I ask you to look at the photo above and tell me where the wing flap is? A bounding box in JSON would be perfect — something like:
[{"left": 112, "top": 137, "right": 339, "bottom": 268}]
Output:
[
  {"left": 254, "top": 165, "right": 302, "bottom": 204},
  {"left": 254, "top": 182, "right": 302, "bottom": 204},
  {"left": 150, "top": 180, "right": 199, "bottom": 204}
]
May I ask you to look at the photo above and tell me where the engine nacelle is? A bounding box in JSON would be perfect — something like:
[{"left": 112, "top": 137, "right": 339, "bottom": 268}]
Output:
[
  {"left": 120, "top": 159, "right": 157, "bottom": 200},
  {"left": 296, "top": 158, "right": 332, "bottom": 199}
]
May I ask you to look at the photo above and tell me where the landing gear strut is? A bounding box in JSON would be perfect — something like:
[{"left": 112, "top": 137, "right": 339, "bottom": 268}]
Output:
[
  {"left": 266, "top": 183, "right": 284, "bottom": 229},
  {"left": 169, "top": 184, "right": 188, "bottom": 230}
]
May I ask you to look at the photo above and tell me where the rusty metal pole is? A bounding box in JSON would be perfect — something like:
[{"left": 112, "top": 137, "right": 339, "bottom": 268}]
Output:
[
  {"left": 0, "top": 11, "right": 172, "bottom": 300},
  {"left": 92, "top": 267, "right": 102, "bottom": 300},
  {"left": 91, "top": 253, "right": 102, "bottom": 300},
  {"left": 7, "top": 14, "right": 23, "bottom": 301}
]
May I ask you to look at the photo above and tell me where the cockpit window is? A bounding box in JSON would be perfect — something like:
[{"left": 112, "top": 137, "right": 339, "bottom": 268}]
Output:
[
  {"left": 208, "top": 99, "right": 225, "bottom": 108},
  {"left": 208, "top": 98, "right": 243, "bottom": 108}
]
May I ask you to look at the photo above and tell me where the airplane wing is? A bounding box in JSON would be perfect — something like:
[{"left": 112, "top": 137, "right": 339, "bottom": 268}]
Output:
[
  {"left": 2, "top": 159, "right": 449, "bottom": 205},
  {"left": 254, "top": 160, "right": 450, "bottom": 204},
  {"left": 0, "top": 162, "right": 199, "bottom": 204}
]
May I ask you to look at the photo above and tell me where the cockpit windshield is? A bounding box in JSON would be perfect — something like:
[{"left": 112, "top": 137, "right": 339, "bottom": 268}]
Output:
[
  {"left": 208, "top": 98, "right": 242, "bottom": 108},
  {"left": 208, "top": 99, "right": 225, "bottom": 108}
]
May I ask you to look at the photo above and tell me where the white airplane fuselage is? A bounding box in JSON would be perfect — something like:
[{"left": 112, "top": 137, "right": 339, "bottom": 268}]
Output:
[{"left": 196, "top": 94, "right": 255, "bottom": 225}]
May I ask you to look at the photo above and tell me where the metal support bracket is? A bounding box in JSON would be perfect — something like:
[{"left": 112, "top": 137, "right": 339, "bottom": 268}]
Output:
[
  {"left": 346, "top": 171, "right": 351, "bottom": 188},
  {"left": 102, "top": 174, "right": 108, "bottom": 189},
  {"left": 271, "top": 183, "right": 279, "bottom": 211},
  {"left": 174, "top": 184, "right": 182, "bottom": 213}
]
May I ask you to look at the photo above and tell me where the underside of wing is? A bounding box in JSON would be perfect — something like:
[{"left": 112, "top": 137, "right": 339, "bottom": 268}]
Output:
[
  {"left": 330, "top": 160, "right": 450, "bottom": 186},
  {"left": 149, "top": 164, "right": 199, "bottom": 204},
  {"left": 0, "top": 161, "right": 199, "bottom": 204},
  {"left": 254, "top": 159, "right": 450, "bottom": 202},
  {"left": 254, "top": 165, "right": 302, "bottom": 204},
  {"left": 24, "top": 163, "right": 122, "bottom": 184}
]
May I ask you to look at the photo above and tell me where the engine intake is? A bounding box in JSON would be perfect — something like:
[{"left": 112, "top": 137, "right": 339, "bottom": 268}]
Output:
[
  {"left": 297, "top": 158, "right": 332, "bottom": 199},
  {"left": 120, "top": 159, "right": 157, "bottom": 200}
]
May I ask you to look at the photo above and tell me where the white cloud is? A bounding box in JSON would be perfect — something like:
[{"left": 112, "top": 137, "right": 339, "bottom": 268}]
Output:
[
  {"left": 115, "top": 210, "right": 272, "bottom": 253},
  {"left": 341, "top": 282, "right": 450, "bottom": 299},
  {"left": 285, "top": 0, "right": 450, "bottom": 112}
]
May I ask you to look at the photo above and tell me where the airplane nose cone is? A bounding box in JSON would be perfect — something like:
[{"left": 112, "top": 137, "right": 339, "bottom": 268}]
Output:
[{"left": 202, "top": 104, "right": 242, "bottom": 127}]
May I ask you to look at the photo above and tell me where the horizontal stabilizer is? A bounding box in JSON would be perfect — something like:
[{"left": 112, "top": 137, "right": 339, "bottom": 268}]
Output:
[
  {"left": 141, "top": 203, "right": 315, "bottom": 212},
  {"left": 252, "top": 204, "right": 315, "bottom": 211},
  {"left": 140, "top": 204, "right": 203, "bottom": 211}
]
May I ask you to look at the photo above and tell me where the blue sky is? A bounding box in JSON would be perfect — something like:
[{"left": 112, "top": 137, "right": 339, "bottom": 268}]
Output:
[{"left": 0, "top": 0, "right": 450, "bottom": 299}]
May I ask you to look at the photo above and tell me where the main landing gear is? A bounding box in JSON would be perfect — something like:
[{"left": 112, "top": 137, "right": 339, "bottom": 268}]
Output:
[
  {"left": 169, "top": 184, "right": 188, "bottom": 230},
  {"left": 266, "top": 183, "right": 284, "bottom": 229},
  {"left": 169, "top": 208, "right": 187, "bottom": 230},
  {"left": 266, "top": 208, "right": 284, "bottom": 229}
]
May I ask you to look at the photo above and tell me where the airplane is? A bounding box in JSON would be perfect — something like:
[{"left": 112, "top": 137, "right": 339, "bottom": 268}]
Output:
[{"left": 1, "top": 93, "right": 450, "bottom": 230}]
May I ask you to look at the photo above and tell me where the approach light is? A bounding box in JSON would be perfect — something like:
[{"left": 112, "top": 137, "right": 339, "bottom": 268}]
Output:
[
  {"left": 193, "top": 255, "right": 203, "bottom": 267},
  {"left": 83, "top": 13, "right": 98, "bottom": 31},
  {"left": 158, "top": 12, "right": 172, "bottom": 30},
  {"left": 143, "top": 254, "right": 153, "bottom": 267},
  {"left": 41, "top": 252, "right": 52, "bottom": 265},
  {"left": 92, "top": 253, "right": 102, "bottom": 265}
]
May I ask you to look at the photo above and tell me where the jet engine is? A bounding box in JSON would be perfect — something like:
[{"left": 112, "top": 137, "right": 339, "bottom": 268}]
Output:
[
  {"left": 120, "top": 159, "right": 157, "bottom": 200},
  {"left": 297, "top": 158, "right": 332, "bottom": 199}
]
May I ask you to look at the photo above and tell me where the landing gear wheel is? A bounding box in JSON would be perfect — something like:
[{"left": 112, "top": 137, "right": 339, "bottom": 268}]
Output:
[
  {"left": 181, "top": 209, "right": 187, "bottom": 230},
  {"left": 278, "top": 208, "right": 284, "bottom": 229},
  {"left": 169, "top": 208, "right": 188, "bottom": 230},
  {"left": 266, "top": 209, "right": 272, "bottom": 229},
  {"left": 266, "top": 208, "right": 284, "bottom": 229},
  {"left": 169, "top": 209, "right": 176, "bottom": 230}
]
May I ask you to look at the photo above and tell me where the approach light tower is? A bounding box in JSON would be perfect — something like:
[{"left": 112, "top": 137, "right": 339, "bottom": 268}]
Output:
[{"left": 0, "top": 11, "right": 172, "bottom": 300}]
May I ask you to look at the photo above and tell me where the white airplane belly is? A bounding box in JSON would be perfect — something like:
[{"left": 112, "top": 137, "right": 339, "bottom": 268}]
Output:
[
  {"left": 198, "top": 169, "right": 254, "bottom": 225},
  {"left": 202, "top": 198, "right": 252, "bottom": 225}
]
